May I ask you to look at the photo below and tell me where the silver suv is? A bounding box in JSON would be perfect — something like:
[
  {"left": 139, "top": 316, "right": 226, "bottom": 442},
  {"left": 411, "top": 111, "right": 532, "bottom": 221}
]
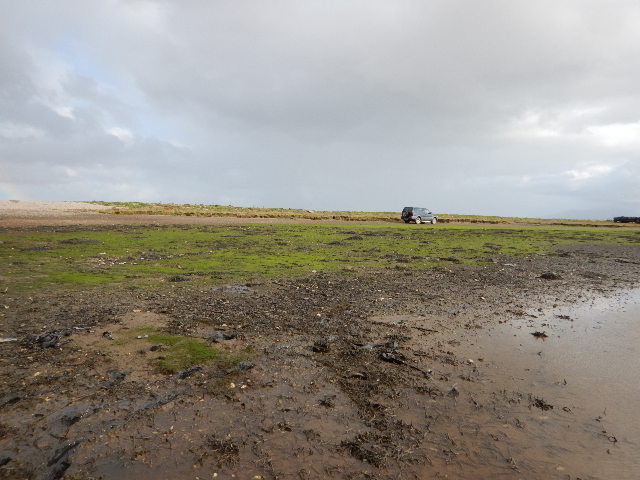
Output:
[{"left": 401, "top": 207, "right": 437, "bottom": 224}]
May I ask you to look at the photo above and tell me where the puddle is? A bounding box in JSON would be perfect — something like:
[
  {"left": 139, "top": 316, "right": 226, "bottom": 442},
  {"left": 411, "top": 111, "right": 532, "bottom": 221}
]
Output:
[{"left": 456, "top": 288, "right": 640, "bottom": 479}]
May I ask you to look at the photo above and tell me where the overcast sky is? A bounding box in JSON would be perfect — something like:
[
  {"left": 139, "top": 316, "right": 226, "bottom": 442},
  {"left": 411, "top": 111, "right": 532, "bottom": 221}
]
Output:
[{"left": 1, "top": 1, "right": 639, "bottom": 218}]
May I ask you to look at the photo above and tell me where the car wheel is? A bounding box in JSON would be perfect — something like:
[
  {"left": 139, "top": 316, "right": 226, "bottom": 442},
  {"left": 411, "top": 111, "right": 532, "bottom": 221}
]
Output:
[
  {"left": 415, "top": 217, "right": 422, "bottom": 224},
  {"left": 431, "top": 218, "right": 437, "bottom": 225}
]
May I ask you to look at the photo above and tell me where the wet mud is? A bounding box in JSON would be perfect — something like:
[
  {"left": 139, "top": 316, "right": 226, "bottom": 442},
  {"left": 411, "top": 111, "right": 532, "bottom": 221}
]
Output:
[
  {"left": 1, "top": 243, "right": 640, "bottom": 479},
  {"left": 443, "top": 288, "right": 640, "bottom": 479}
]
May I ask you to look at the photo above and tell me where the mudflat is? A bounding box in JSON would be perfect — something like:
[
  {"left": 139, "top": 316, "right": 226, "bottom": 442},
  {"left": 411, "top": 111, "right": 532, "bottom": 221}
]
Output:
[{"left": 1, "top": 205, "right": 639, "bottom": 479}]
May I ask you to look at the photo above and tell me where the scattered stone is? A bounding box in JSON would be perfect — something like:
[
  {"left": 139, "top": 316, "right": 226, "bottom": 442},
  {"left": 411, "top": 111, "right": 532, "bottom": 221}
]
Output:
[
  {"left": 59, "top": 404, "right": 95, "bottom": 427},
  {"left": 209, "top": 331, "right": 237, "bottom": 343},
  {"left": 0, "top": 453, "right": 11, "bottom": 467},
  {"left": 531, "top": 331, "right": 548, "bottom": 339},
  {"left": 379, "top": 351, "right": 407, "bottom": 365},
  {"left": 178, "top": 365, "right": 203, "bottom": 379},
  {"left": 145, "top": 392, "right": 179, "bottom": 410},
  {"left": 169, "top": 275, "right": 191, "bottom": 282},
  {"left": 102, "top": 371, "right": 127, "bottom": 388},
  {"left": 46, "top": 440, "right": 80, "bottom": 480},
  {"left": 440, "top": 256, "right": 462, "bottom": 263},
  {"left": 358, "top": 341, "right": 398, "bottom": 350},
  {"left": 539, "top": 272, "right": 562, "bottom": 280},
  {"left": 223, "top": 362, "right": 254, "bottom": 376},
  {"left": 22, "top": 330, "right": 71, "bottom": 349},
  {"left": 447, "top": 387, "right": 460, "bottom": 398},
  {"left": 530, "top": 396, "right": 553, "bottom": 411},
  {"left": 312, "top": 339, "right": 330, "bottom": 353},
  {"left": 38, "top": 333, "right": 63, "bottom": 348},
  {"left": 47, "top": 440, "right": 80, "bottom": 466},
  {"left": 319, "top": 395, "right": 336, "bottom": 408},
  {"left": 0, "top": 393, "right": 21, "bottom": 409},
  {"left": 223, "top": 285, "right": 250, "bottom": 294},
  {"left": 44, "top": 460, "right": 71, "bottom": 480}
]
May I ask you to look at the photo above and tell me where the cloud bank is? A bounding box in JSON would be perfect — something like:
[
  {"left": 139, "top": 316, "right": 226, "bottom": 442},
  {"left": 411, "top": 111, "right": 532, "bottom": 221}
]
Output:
[{"left": 1, "top": 1, "right": 639, "bottom": 218}]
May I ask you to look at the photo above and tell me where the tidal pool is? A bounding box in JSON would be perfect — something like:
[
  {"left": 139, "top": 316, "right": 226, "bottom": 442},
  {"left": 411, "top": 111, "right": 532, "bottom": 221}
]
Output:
[{"left": 456, "top": 288, "right": 640, "bottom": 479}]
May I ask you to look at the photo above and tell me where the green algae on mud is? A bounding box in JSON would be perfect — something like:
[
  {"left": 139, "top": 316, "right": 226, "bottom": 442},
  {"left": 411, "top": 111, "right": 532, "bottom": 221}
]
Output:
[
  {"left": 124, "top": 327, "right": 234, "bottom": 373},
  {"left": 1, "top": 224, "right": 639, "bottom": 290}
]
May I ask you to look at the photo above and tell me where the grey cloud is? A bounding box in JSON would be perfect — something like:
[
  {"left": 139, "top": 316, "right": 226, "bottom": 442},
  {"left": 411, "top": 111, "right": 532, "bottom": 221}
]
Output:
[{"left": 1, "top": 0, "right": 639, "bottom": 217}]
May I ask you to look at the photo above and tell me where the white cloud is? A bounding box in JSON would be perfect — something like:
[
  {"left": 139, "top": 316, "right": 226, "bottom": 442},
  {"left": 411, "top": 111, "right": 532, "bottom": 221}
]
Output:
[
  {"left": 563, "top": 164, "right": 614, "bottom": 189},
  {"left": 503, "top": 107, "right": 640, "bottom": 158},
  {"left": 586, "top": 122, "right": 640, "bottom": 147},
  {"left": 106, "top": 127, "right": 134, "bottom": 144},
  {"left": 503, "top": 105, "right": 608, "bottom": 141}
]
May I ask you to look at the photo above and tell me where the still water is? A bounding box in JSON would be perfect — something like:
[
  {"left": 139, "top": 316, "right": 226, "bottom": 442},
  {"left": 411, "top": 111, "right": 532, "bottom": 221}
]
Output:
[{"left": 459, "top": 288, "right": 640, "bottom": 479}]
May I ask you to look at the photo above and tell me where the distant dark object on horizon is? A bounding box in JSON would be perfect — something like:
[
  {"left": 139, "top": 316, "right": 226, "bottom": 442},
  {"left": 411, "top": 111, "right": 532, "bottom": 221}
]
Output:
[{"left": 613, "top": 216, "right": 640, "bottom": 224}]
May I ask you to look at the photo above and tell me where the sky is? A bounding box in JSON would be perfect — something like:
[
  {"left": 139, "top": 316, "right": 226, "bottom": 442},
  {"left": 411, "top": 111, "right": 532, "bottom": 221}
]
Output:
[{"left": 1, "top": 1, "right": 639, "bottom": 219}]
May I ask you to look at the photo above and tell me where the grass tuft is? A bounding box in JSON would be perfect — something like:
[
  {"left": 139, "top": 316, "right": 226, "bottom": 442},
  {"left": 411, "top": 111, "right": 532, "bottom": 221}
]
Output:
[
  {"left": 122, "top": 327, "right": 236, "bottom": 373},
  {"left": 155, "top": 337, "right": 223, "bottom": 373}
]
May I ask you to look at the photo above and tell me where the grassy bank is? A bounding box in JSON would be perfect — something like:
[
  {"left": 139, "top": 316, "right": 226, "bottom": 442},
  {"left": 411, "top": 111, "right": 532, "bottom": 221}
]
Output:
[
  {"left": 2, "top": 224, "right": 639, "bottom": 291},
  {"left": 89, "top": 201, "right": 626, "bottom": 227}
]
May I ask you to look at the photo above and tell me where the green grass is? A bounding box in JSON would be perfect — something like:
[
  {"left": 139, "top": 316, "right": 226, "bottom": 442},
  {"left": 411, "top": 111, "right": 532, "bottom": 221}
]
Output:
[
  {"left": 1, "top": 224, "right": 639, "bottom": 290},
  {"left": 159, "top": 340, "right": 223, "bottom": 373},
  {"left": 124, "top": 327, "right": 235, "bottom": 373},
  {"left": 155, "top": 337, "right": 224, "bottom": 373}
]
